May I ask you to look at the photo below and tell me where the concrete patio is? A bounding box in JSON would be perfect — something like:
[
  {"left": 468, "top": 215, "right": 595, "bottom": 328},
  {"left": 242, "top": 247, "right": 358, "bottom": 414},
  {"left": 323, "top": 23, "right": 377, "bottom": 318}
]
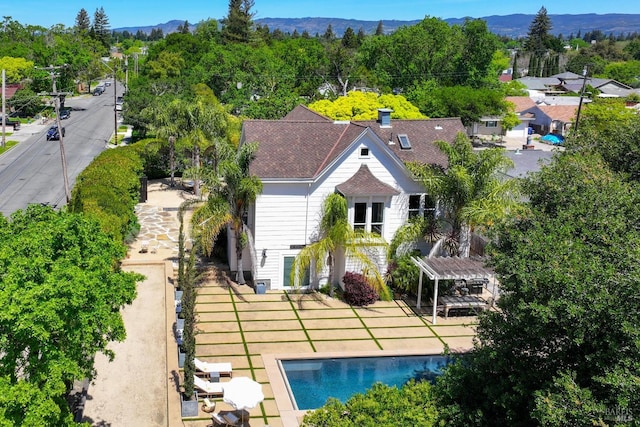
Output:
[{"left": 82, "top": 180, "right": 484, "bottom": 427}]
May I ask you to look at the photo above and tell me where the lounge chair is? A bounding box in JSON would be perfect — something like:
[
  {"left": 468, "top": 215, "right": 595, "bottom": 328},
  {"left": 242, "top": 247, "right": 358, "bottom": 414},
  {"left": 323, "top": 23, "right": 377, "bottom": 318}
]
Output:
[
  {"left": 194, "top": 358, "right": 233, "bottom": 377},
  {"left": 193, "top": 375, "right": 224, "bottom": 398},
  {"left": 201, "top": 398, "right": 216, "bottom": 413},
  {"left": 210, "top": 411, "right": 239, "bottom": 426}
]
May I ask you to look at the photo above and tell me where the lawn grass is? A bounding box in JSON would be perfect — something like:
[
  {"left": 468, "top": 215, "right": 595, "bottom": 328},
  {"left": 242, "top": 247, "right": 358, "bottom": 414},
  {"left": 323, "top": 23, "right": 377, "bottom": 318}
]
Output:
[{"left": 0, "top": 140, "right": 18, "bottom": 155}]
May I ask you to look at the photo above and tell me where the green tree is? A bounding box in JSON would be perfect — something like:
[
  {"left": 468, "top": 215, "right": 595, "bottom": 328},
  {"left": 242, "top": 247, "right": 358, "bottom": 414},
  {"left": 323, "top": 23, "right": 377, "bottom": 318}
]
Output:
[
  {"left": 341, "top": 27, "right": 357, "bottom": 49},
  {"left": 406, "top": 134, "right": 519, "bottom": 257},
  {"left": 75, "top": 8, "right": 90, "bottom": 34},
  {"left": 190, "top": 141, "right": 262, "bottom": 284},
  {"left": 408, "top": 84, "right": 509, "bottom": 127},
  {"left": 308, "top": 91, "right": 425, "bottom": 121},
  {"left": 291, "top": 193, "right": 390, "bottom": 299},
  {"left": 0, "top": 205, "right": 141, "bottom": 426},
  {"left": 221, "top": 0, "right": 255, "bottom": 44},
  {"left": 92, "top": 7, "right": 110, "bottom": 49},
  {"left": 435, "top": 153, "right": 640, "bottom": 426},
  {"left": 0, "top": 56, "right": 34, "bottom": 82},
  {"left": 302, "top": 381, "right": 438, "bottom": 426},
  {"left": 375, "top": 20, "right": 384, "bottom": 36},
  {"left": 525, "top": 6, "right": 552, "bottom": 54},
  {"left": 569, "top": 98, "right": 640, "bottom": 181}
]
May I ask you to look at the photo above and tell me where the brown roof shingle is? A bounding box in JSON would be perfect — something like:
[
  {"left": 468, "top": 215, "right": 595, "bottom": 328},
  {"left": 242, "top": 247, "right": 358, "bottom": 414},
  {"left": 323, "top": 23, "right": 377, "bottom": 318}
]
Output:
[
  {"left": 336, "top": 164, "right": 400, "bottom": 197},
  {"left": 242, "top": 107, "right": 465, "bottom": 180}
]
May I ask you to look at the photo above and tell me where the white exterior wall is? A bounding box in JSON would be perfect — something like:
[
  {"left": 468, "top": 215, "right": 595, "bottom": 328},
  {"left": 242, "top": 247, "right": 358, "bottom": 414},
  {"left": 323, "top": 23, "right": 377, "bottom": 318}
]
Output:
[{"left": 250, "top": 131, "right": 428, "bottom": 290}]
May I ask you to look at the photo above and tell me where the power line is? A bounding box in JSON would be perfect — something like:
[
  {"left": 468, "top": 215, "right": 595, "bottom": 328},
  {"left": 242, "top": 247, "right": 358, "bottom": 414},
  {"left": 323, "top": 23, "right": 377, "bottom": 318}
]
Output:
[{"left": 36, "top": 65, "right": 72, "bottom": 204}]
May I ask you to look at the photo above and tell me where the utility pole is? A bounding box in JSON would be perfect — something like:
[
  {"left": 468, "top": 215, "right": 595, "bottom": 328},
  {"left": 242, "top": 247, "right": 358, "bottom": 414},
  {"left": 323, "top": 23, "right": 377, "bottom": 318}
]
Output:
[
  {"left": 113, "top": 63, "right": 118, "bottom": 145},
  {"left": 2, "top": 68, "right": 5, "bottom": 148},
  {"left": 37, "top": 65, "right": 72, "bottom": 204},
  {"left": 574, "top": 64, "right": 589, "bottom": 134}
]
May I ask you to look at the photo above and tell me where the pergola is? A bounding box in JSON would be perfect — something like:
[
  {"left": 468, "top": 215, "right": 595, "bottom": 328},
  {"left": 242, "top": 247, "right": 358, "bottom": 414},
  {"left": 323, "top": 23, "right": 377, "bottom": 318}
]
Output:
[{"left": 410, "top": 256, "right": 495, "bottom": 324}]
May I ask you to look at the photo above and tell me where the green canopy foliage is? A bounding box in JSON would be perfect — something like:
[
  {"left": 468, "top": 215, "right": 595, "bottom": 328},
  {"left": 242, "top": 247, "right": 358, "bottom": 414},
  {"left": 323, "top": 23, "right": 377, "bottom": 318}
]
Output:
[
  {"left": 435, "top": 153, "right": 640, "bottom": 426},
  {"left": 308, "top": 92, "right": 425, "bottom": 121},
  {"left": 0, "top": 205, "right": 141, "bottom": 426},
  {"left": 302, "top": 381, "right": 438, "bottom": 426}
]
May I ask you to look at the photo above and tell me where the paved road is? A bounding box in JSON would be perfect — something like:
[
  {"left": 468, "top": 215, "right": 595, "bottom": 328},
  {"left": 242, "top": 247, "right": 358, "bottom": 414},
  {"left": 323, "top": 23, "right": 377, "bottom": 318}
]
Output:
[{"left": 0, "top": 82, "right": 124, "bottom": 217}]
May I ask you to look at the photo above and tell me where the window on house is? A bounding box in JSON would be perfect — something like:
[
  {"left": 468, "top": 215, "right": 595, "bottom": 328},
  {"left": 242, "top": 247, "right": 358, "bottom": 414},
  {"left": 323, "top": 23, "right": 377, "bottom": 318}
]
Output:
[
  {"left": 398, "top": 134, "right": 411, "bottom": 149},
  {"left": 371, "top": 202, "right": 384, "bottom": 235},
  {"left": 485, "top": 121, "right": 498, "bottom": 128},
  {"left": 283, "top": 256, "right": 309, "bottom": 287},
  {"left": 408, "top": 195, "right": 421, "bottom": 218},
  {"left": 354, "top": 203, "right": 366, "bottom": 231},
  {"left": 408, "top": 194, "right": 436, "bottom": 219},
  {"left": 424, "top": 195, "right": 436, "bottom": 219},
  {"left": 359, "top": 147, "right": 369, "bottom": 157}
]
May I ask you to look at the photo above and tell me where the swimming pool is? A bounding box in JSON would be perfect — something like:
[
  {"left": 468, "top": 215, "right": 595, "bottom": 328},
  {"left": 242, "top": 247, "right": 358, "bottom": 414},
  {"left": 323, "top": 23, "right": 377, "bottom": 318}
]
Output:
[{"left": 280, "top": 354, "right": 452, "bottom": 410}]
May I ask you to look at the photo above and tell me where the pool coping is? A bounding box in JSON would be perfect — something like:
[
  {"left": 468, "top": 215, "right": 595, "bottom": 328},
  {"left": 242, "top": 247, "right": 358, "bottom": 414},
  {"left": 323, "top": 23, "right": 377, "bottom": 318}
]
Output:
[{"left": 263, "top": 346, "right": 469, "bottom": 427}]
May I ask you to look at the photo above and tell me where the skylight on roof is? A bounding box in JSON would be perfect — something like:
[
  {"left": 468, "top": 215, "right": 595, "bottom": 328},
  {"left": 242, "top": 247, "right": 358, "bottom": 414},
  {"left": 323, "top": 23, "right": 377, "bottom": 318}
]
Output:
[{"left": 398, "top": 134, "right": 411, "bottom": 149}]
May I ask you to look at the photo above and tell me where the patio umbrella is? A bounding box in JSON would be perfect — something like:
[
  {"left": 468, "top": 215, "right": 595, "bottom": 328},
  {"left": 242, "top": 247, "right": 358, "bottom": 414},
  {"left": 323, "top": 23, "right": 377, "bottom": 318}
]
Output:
[{"left": 223, "top": 376, "right": 264, "bottom": 424}]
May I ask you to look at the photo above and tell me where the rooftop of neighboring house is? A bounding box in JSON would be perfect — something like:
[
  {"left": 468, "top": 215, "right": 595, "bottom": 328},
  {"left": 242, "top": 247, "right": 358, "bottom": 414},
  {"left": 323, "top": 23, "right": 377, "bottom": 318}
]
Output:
[
  {"left": 505, "top": 96, "right": 537, "bottom": 112},
  {"left": 242, "top": 105, "right": 466, "bottom": 180},
  {"left": 536, "top": 105, "right": 578, "bottom": 123}
]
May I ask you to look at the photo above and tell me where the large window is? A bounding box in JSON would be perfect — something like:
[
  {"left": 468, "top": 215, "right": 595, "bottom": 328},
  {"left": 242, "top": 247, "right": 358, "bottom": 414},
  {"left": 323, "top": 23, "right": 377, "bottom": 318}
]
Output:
[
  {"left": 409, "top": 194, "right": 436, "bottom": 219},
  {"left": 283, "top": 256, "right": 309, "bottom": 287},
  {"left": 352, "top": 201, "right": 385, "bottom": 235},
  {"left": 354, "top": 203, "right": 367, "bottom": 231},
  {"left": 408, "top": 195, "right": 421, "bottom": 218},
  {"left": 371, "top": 202, "right": 384, "bottom": 235}
]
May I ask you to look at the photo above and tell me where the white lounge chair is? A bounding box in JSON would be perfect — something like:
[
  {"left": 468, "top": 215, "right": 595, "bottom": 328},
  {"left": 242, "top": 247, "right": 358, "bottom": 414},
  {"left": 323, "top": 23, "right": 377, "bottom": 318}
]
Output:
[
  {"left": 194, "top": 358, "right": 233, "bottom": 377},
  {"left": 193, "top": 375, "right": 224, "bottom": 398}
]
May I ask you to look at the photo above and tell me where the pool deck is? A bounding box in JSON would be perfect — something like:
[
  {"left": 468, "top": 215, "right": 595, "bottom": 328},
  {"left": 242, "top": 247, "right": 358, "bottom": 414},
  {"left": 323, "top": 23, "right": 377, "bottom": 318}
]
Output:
[{"left": 82, "top": 180, "right": 487, "bottom": 427}]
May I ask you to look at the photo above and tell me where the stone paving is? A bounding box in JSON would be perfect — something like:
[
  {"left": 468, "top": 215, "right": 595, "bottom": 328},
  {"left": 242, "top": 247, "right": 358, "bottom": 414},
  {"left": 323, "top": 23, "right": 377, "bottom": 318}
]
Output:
[{"left": 85, "top": 179, "right": 485, "bottom": 427}]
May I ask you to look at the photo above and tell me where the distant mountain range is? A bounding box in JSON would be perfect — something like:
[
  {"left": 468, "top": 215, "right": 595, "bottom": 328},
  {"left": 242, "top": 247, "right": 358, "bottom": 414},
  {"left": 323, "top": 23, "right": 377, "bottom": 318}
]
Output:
[{"left": 114, "top": 14, "right": 640, "bottom": 39}]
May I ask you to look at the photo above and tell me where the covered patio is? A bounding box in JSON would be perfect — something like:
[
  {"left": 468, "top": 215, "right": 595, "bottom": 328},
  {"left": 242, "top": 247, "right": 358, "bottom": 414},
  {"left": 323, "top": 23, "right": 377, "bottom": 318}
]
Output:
[{"left": 410, "top": 256, "right": 496, "bottom": 324}]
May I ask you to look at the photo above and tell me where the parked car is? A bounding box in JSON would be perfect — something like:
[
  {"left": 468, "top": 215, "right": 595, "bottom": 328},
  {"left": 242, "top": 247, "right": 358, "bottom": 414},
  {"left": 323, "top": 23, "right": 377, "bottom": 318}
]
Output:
[
  {"left": 46, "top": 125, "right": 65, "bottom": 141},
  {"left": 59, "top": 109, "right": 71, "bottom": 120},
  {"left": 115, "top": 96, "right": 124, "bottom": 111},
  {"left": 1, "top": 114, "right": 21, "bottom": 130},
  {"left": 93, "top": 86, "right": 105, "bottom": 96}
]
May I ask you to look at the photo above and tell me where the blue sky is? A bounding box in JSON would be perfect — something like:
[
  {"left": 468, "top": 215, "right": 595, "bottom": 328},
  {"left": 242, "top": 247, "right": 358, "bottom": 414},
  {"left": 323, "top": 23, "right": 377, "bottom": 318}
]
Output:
[{"left": 5, "top": 0, "right": 639, "bottom": 29}]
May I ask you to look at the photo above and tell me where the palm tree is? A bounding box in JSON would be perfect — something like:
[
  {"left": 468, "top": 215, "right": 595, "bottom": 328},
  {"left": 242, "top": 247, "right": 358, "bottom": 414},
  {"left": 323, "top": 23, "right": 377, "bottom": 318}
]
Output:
[
  {"left": 191, "top": 141, "right": 263, "bottom": 284},
  {"left": 405, "top": 133, "right": 520, "bottom": 257},
  {"left": 144, "top": 96, "right": 228, "bottom": 195},
  {"left": 291, "top": 193, "right": 391, "bottom": 300}
]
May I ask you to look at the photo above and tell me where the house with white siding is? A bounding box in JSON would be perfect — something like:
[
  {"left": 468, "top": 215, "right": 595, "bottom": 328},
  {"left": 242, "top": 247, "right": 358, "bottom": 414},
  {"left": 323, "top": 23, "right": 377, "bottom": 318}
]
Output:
[{"left": 234, "top": 105, "right": 466, "bottom": 291}]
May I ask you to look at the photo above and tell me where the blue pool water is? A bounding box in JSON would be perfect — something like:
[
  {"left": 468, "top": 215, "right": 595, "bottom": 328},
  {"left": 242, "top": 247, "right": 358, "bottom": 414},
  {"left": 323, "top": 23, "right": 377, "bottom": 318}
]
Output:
[{"left": 280, "top": 354, "right": 452, "bottom": 410}]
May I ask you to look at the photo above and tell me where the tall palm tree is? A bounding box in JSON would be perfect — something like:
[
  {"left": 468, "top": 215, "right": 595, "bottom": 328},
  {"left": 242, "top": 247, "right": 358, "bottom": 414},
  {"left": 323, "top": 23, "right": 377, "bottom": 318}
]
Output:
[
  {"left": 191, "top": 141, "right": 263, "bottom": 284},
  {"left": 291, "top": 193, "right": 391, "bottom": 299},
  {"left": 406, "top": 133, "right": 520, "bottom": 257}
]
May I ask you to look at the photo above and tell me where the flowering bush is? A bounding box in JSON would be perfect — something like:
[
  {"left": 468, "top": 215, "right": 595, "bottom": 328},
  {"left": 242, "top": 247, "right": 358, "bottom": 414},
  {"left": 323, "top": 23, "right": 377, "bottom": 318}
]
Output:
[{"left": 343, "top": 272, "right": 379, "bottom": 306}]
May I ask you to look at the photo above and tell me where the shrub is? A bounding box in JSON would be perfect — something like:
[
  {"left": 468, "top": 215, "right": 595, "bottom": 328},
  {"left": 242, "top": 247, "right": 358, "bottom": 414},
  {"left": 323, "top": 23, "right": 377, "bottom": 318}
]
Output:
[{"left": 343, "top": 272, "right": 378, "bottom": 306}]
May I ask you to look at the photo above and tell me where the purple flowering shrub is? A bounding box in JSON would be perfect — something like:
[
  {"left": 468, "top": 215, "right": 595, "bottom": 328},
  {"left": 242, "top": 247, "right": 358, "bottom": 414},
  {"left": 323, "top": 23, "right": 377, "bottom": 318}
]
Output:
[{"left": 343, "top": 271, "right": 379, "bottom": 306}]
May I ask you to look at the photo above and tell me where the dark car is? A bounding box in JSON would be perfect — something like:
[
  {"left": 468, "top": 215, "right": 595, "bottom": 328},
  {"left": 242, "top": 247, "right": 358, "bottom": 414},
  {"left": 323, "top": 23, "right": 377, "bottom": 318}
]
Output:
[
  {"left": 59, "top": 109, "right": 71, "bottom": 120},
  {"left": 93, "top": 86, "right": 105, "bottom": 96},
  {"left": 46, "top": 125, "right": 65, "bottom": 141}
]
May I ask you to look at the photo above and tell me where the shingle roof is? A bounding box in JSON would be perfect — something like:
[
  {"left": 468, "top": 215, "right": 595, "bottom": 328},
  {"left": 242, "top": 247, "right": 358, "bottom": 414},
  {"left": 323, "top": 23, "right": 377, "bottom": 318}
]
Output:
[
  {"left": 537, "top": 105, "right": 577, "bottom": 123},
  {"left": 282, "top": 104, "right": 332, "bottom": 122},
  {"left": 505, "top": 96, "right": 536, "bottom": 112},
  {"left": 352, "top": 117, "right": 464, "bottom": 165},
  {"left": 243, "top": 107, "right": 465, "bottom": 180},
  {"left": 336, "top": 164, "right": 400, "bottom": 197}
]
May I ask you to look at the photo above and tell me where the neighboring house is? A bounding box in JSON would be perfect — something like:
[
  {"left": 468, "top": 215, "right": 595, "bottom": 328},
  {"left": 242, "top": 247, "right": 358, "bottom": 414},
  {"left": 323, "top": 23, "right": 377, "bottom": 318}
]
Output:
[
  {"left": 237, "top": 105, "right": 466, "bottom": 290},
  {"left": 529, "top": 104, "right": 577, "bottom": 136},
  {"left": 518, "top": 72, "right": 638, "bottom": 98},
  {"left": 468, "top": 115, "right": 504, "bottom": 140},
  {"left": 505, "top": 96, "right": 537, "bottom": 140}
]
